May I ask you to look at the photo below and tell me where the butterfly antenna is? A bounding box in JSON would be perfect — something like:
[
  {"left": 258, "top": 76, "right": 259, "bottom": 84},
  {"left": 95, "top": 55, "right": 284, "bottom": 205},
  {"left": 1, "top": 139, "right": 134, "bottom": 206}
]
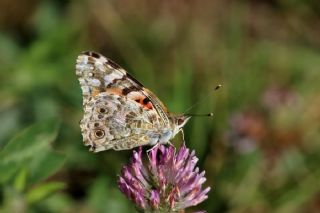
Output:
[
  {"left": 184, "top": 112, "right": 214, "bottom": 117},
  {"left": 183, "top": 84, "right": 222, "bottom": 114}
]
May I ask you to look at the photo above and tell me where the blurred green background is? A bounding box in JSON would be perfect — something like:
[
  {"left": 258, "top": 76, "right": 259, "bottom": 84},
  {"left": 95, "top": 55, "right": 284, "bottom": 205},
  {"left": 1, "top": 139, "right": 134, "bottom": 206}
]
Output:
[{"left": 1, "top": 0, "right": 320, "bottom": 212}]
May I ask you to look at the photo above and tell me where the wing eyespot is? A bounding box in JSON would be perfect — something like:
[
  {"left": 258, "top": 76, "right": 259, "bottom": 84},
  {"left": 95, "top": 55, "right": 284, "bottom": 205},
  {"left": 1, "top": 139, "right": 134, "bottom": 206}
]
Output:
[
  {"left": 94, "top": 129, "right": 105, "bottom": 138},
  {"left": 98, "top": 107, "right": 108, "bottom": 114}
]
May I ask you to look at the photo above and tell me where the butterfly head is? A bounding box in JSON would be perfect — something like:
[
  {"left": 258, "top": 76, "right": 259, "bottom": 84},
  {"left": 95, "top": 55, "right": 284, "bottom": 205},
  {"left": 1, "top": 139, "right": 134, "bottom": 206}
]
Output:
[{"left": 172, "top": 115, "right": 191, "bottom": 135}]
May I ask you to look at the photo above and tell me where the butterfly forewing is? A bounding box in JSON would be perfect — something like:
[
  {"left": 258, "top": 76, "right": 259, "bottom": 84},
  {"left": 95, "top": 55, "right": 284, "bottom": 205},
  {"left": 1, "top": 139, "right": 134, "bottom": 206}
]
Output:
[{"left": 76, "top": 51, "right": 177, "bottom": 152}]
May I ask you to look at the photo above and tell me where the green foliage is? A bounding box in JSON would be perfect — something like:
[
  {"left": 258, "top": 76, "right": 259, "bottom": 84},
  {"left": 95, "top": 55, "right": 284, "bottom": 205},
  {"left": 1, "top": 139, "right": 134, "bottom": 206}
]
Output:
[
  {"left": 0, "top": 119, "right": 65, "bottom": 212},
  {"left": 0, "top": 119, "right": 60, "bottom": 182},
  {"left": 26, "top": 182, "right": 65, "bottom": 204},
  {"left": 0, "top": 0, "right": 320, "bottom": 212}
]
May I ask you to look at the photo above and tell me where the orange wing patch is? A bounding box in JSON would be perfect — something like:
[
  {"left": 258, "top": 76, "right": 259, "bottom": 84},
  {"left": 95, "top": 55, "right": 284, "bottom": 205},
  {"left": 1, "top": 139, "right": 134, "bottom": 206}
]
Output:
[
  {"left": 144, "top": 88, "right": 168, "bottom": 112},
  {"left": 106, "top": 88, "right": 123, "bottom": 96},
  {"left": 106, "top": 87, "right": 154, "bottom": 110},
  {"left": 127, "top": 91, "right": 154, "bottom": 110},
  {"left": 92, "top": 89, "right": 101, "bottom": 97}
]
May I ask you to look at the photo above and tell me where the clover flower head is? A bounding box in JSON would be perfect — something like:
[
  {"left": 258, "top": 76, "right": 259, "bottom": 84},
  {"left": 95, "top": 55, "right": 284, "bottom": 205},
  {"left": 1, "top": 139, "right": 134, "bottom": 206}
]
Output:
[{"left": 118, "top": 144, "right": 210, "bottom": 213}]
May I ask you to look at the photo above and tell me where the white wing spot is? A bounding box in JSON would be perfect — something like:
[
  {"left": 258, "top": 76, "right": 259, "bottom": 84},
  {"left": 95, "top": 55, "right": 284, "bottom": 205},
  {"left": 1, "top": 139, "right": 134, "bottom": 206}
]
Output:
[
  {"left": 89, "top": 79, "right": 101, "bottom": 87},
  {"left": 103, "top": 72, "right": 123, "bottom": 85},
  {"left": 81, "top": 86, "right": 90, "bottom": 94},
  {"left": 79, "top": 78, "right": 86, "bottom": 85}
]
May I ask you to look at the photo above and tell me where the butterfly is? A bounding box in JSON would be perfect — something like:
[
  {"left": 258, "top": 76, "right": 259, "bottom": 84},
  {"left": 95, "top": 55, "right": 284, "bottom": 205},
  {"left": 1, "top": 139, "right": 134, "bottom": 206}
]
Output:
[{"left": 75, "top": 51, "right": 191, "bottom": 152}]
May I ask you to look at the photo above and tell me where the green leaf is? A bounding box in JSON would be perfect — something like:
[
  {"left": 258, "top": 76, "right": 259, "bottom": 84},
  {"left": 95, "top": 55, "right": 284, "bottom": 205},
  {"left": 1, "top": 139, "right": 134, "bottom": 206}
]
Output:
[
  {"left": 0, "top": 163, "right": 21, "bottom": 184},
  {"left": 26, "top": 182, "right": 65, "bottom": 204},
  {"left": 0, "top": 119, "right": 59, "bottom": 163},
  {"left": 13, "top": 168, "right": 28, "bottom": 192},
  {"left": 0, "top": 119, "right": 60, "bottom": 183},
  {"left": 29, "top": 151, "right": 65, "bottom": 184}
]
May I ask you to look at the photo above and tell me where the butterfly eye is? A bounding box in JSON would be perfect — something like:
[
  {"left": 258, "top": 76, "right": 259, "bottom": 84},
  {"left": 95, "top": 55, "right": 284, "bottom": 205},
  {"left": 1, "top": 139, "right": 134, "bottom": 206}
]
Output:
[
  {"left": 94, "top": 129, "right": 105, "bottom": 138},
  {"left": 177, "top": 118, "right": 184, "bottom": 125}
]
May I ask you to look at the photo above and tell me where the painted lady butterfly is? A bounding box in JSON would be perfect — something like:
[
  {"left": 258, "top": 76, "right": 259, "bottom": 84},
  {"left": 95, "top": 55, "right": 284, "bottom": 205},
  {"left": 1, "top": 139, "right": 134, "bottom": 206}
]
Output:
[{"left": 76, "top": 51, "right": 190, "bottom": 152}]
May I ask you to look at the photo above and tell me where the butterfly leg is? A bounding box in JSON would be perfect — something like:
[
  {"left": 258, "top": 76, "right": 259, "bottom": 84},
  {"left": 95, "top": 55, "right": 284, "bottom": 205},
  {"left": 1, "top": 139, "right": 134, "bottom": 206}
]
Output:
[
  {"left": 179, "top": 128, "right": 186, "bottom": 144},
  {"left": 166, "top": 141, "right": 175, "bottom": 148},
  {"left": 147, "top": 143, "right": 161, "bottom": 152}
]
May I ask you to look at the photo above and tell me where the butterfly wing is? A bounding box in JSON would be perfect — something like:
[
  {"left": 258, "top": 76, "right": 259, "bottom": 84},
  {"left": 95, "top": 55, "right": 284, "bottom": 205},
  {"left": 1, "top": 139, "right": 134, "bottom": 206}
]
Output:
[{"left": 76, "top": 51, "right": 172, "bottom": 152}]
